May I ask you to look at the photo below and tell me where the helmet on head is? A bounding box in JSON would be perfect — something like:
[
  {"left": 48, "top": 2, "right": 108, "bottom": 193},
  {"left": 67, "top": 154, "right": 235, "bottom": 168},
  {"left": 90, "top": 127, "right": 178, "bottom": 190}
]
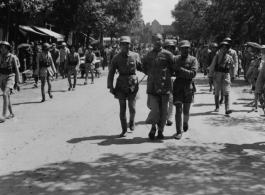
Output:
[
  {"left": 163, "top": 39, "right": 175, "bottom": 47},
  {"left": 0, "top": 41, "right": 12, "bottom": 50},
  {"left": 223, "top": 37, "right": 232, "bottom": 42},
  {"left": 42, "top": 43, "right": 51, "bottom": 51},
  {"left": 211, "top": 43, "right": 218, "bottom": 48},
  {"left": 178, "top": 40, "right": 191, "bottom": 48},
  {"left": 219, "top": 41, "right": 230, "bottom": 48}
]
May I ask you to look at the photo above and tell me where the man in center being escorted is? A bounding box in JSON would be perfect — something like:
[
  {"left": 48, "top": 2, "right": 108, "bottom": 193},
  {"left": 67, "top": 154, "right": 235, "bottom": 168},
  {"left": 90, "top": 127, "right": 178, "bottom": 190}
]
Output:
[
  {"left": 141, "top": 33, "right": 175, "bottom": 140},
  {"left": 108, "top": 36, "right": 142, "bottom": 137}
]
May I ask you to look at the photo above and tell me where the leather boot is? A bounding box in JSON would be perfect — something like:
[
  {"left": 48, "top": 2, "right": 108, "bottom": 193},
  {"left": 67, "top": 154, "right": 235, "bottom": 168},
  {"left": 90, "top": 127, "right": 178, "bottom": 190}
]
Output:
[
  {"left": 214, "top": 96, "right": 219, "bottom": 112},
  {"left": 225, "top": 95, "right": 232, "bottom": 114},
  {"left": 129, "top": 120, "right": 135, "bottom": 131},
  {"left": 120, "top": 118, "right": 127, "bottom": 137}
]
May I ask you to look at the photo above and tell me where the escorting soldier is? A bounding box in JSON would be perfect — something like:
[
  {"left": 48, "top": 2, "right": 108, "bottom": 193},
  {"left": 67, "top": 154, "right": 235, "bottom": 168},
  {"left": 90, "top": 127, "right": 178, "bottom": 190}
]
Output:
[
  {"left": 141, "top": 33, "right": 175, "bottom": 140},
  {"left": 163, "top": 39, "right": 176, "bottom": 126},
  {"left": 0, "top": 41, "right": 20, "bottom": 123},
  {"left": 65, "top": 45, "right": 80, "bottom": 91},
  {"left": 209, "top": 42, "right": 235, "bottom": 114},
  {"left": 172, "top": 40, "right": 198, "bottom": 140},
  {"left": 242, "top": 45, "right": 255, "bottom": 81},
  {"left": 108, "top": 36, "right": 141, "bottom": 137}
]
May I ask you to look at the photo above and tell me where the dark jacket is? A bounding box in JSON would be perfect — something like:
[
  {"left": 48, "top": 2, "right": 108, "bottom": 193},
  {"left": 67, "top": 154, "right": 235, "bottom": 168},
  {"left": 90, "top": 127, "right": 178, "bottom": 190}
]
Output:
[{"left": 142, "top": 48, "right": 174, "bottom": 95}]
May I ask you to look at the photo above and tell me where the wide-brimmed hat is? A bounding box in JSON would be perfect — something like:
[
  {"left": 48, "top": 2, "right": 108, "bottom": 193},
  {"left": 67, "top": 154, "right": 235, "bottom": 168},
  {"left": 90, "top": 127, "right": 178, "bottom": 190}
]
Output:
[
  {"left": 61, "top": 42, "right": 67, "bottom": 46},
  {"left": 42, "top": 43, "right": 51, "bottom": 51},
  {"left": 0, "top": 41, "right": 12, "bottom": 49},
  {"left": 223, "top": 37, "right": 232, "bottom": 42},
  {"left": 219, "top": 41, "right": 230, "bottom": 48},
  {"left": 179, "top": 40, "right": 191, "bottom": 48}
]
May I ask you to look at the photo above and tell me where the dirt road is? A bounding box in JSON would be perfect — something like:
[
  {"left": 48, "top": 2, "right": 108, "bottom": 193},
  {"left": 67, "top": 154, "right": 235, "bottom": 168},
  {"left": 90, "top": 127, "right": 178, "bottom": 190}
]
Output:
[{"left": 1, "top": 71, "right": 265, "bottom": 195}]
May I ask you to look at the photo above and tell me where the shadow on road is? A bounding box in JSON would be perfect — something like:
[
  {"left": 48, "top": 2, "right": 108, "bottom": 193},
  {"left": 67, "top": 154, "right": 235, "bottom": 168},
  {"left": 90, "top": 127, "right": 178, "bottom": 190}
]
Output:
[
  {"left": 13, "top": 101, "right": 41, "bottom": 106},
  {"left": 1, "top": 143, "right": 265, "bottom": 195},
  {"left": 193, "top": 103, "right": 215, "bottom": 107},
  {"left": 204, "top": 115, "right": 265, "bottom": 132},
  {"left": 67, "top": 135, "right": 117, "bottom": 143},
  {"left": 190, "top": 111, "right": 219, "bottom": 116}
]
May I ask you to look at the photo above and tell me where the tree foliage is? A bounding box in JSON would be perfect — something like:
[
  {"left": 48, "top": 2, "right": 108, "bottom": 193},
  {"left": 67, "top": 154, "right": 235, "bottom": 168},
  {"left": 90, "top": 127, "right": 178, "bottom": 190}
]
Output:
[{"left": 172, "top": 0, "right": 265, "bottom": 43}]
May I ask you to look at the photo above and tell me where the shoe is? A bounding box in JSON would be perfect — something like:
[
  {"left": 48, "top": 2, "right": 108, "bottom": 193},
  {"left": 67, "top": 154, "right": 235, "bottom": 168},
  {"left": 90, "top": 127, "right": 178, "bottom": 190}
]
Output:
[
  {"left": 84, "top": 82, "right": 87, "bottom": 85},
  {"left": 219, "top": 99, "right": 224, "bottom": 104},
  {"left": 6, "top": 114, "right": 14, "bottom": 119},
  {"left": 0, "top": 117, "right": 6, "bottom": 123},
  {"left": 156, "top": 131, "right": 164, "bottom": 139},
  {"left": 214, "top": 107, "right": 219, "bottom": 112},
  {"left": 148, "top": 127, "right": 157, "bottom": 140},
  {"left": 49, "top": 93, "right": 53, "bottom": 99},
  {"left": 72, "top": 88, "right": 75, "bottom": 91},
  {"left": 17, "top": 85, "right": 20, "bottom": 91},
  {"left": 225, "top": 110, "right": 232, "bottom": 115},
  {"left": 166, "top": 120, "right": 173, "bottom": 126},
  {"left": 68, "top": 87, "right": 72, "bottom": 91},
  {"left": 33, "top": 84, "right": 38, "bottom": 88},
  {"left": 183, "top": 123, "right": 189, "bottom": 132},
  {"left": 209, "top": 88, "right": 212, "bottom": 92},
  {"left": 129, "top": 121, "right": 135, "bottom": 131},
  {"left": 91, "top": 81, "right": 94, "bottom": 84},
  {"left": 41, "top": 99, "right": 45, "bottom": 103},
  {"left": 252, "top": 108, "right": 258, "bottom": 112},
  {"left": 120, "top": 132, "right": 127, "bottom": 137},
  {"left": 174, "top": 132, "right": 182, "bottom": 140}
]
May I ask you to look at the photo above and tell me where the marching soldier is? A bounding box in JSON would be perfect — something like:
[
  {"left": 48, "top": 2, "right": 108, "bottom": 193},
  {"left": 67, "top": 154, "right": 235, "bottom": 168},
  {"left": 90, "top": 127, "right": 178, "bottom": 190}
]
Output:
[
  {"left": 65, "top": 45, "right": 80, "bottom": 91},
  {"left": 0, "top": 41, "right": 20, "bottom": 123},
  {"left": 209, "top": 42, "right": 235, "bottom": 114},
  {"left": 108, "top": 36, "right": 141, "bottom": 137},
  {"left": 172, "top": 40, "right": 198, "bottom": 140}
]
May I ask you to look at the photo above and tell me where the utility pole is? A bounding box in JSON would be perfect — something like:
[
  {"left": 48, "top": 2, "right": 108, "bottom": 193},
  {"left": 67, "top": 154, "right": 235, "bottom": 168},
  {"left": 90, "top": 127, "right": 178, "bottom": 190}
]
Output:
[{"left": 45, "top": 23, "right": 55, "bottom": 43}]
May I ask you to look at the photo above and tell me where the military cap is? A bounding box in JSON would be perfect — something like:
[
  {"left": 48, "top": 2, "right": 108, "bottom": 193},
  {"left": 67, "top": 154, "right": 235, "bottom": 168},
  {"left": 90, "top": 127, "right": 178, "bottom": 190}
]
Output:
[
  {"left": 42, "top": 43, "right": 51, "bottom": 51},
  {"left": 0, "top": 41, "right": 12, "bottom": 49},
  {"left": 164, "top": 39, "right": 175, "bottom": 47},
  {"left": 223, "top": 37, "right": 232, "bottom": 42},
  {"left": 179, "top": 40, "right": 191, "bottom": 48},
  {"left": 120, "top": 36, "right": 131, "bottom": 43},
  {"left": 52, "top": 43, "right": 56, "bottom": 47}
]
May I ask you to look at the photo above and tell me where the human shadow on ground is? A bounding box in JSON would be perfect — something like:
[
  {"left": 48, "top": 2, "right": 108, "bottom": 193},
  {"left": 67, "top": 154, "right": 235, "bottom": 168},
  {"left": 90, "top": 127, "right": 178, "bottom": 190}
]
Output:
[
  {"left": 193, "top": 103, "right": 215, "bottom": 107},
  {"left": 190, "top": 111, "right": 219, "bottom": 116},
  {"left": 13, "top": 101, "right": 41, "bottom": 106},
  {"left": 51, "top": 90, "right": 68, "bottom": 93},
  {"left": 1, "top": 143, "right": 265, "bottom": 195},
  {"left": 221, "top": 142, "right": 265, "bottom": 153},
  {"left": 237, "top": 98, "right": 254, "bottom": 101},
  {"left": 67, "top": 135, "right": 170, "bottom": 146},
  {"left": 67, "top": 135, "right": 117, "bottom": 143},
  {"left": 194, "top": 92, "right": 209, "bottom": 95}
]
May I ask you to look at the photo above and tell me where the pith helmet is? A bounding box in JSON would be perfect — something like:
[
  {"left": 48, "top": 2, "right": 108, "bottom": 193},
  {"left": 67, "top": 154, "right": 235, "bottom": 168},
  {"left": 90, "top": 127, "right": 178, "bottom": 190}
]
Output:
[
  {"left": 219, "top": 41, "right": 230, "bottom": 48},
  {"left": 211, "top": 43, "right": 218, "bottom": 48},
  {"left": 223, "top": 37, "right": 232, "bottom": 42},
  {"left": 42, "top": 43, "right": 51, "bottom": 51},
  {"left": 0, "top": 41, "right": 12, "bottom": 49}
]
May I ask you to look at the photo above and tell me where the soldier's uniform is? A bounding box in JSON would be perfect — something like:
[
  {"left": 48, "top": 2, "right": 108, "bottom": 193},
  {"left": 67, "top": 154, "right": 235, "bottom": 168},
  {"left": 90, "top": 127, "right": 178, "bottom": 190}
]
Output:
[
  {"left": 209, "top": 42, "right": 235, "bottom": 114},
  {"left": 242, "top": 51, "right": 255, "bottom": 80},
  {"left": 65, "top": 47, "right": 80, "bottom": 90},
  {"left": 172, "top": 40, "right": 198, "bottom": 139},
  {"left": 108, "top": 36, "right": 141, "bottom": 137},
  {"left": 0, "top": 41, "right": 20, "bottom": 123}
]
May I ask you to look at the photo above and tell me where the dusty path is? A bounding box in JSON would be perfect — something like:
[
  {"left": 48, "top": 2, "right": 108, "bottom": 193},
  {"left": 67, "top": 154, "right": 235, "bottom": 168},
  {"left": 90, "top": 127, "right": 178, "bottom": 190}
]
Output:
[{"left": 0, "top": 71, "right": 265, "bottom": 195}]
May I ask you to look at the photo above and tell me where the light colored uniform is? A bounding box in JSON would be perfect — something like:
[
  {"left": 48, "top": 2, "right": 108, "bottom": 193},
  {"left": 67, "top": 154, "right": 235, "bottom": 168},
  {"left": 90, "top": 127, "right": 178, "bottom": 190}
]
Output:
[
  {"left": 209, "top": 51, "right": 235, "bottom": 96},
  {"left": 0, "top": 53, "right": 17, "bottom": 91},
  {"left": 255, "top": 61, "right": 265, "bottom": 94}
]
